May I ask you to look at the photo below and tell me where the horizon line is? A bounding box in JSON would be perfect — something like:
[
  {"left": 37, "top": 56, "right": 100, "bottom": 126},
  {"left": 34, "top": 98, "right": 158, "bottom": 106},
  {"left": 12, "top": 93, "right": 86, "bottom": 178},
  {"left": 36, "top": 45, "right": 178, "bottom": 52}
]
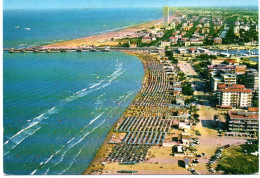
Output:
[{"left": 3, "top": 5, "right": 259, "bottom": 10}]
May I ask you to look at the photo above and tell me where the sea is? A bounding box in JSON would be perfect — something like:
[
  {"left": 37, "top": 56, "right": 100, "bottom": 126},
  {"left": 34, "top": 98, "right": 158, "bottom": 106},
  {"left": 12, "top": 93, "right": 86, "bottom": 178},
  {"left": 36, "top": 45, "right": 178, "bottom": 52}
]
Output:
[{"left": 3, "top": 8, "right": 162, "bottom": 175}]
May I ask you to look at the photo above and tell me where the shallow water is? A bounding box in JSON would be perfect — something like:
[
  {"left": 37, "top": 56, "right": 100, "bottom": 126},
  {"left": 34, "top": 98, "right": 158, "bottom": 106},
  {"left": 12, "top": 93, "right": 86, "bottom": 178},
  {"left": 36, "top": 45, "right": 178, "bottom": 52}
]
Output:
[{"left": 3, "top": 51, "right": 144, "bottom": 175}]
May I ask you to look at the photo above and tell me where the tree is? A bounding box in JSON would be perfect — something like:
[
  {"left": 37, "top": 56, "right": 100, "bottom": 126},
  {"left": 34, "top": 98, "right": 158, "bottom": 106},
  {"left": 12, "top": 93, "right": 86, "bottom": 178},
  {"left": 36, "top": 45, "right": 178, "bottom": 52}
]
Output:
[
  {"left": 165, "top": 50, "right": 178, "bottom": 64},
  {"left": 178, "top": 72, "right": 186, "bottom": 81},
  {"left": 182, "top": 82, "right": 194, "bottom": 96},
  {"left": 252, "top": 91, "right": 259, "bottom": 107},
  {"left": 237, "top": 75, "right": 246, "bottom": 85},
  {"left": 193, "top": 114, "right": 200, "bottom": 123},
  {"left": 122, "top": 43, "right": 130, "bottom": 47},
  {"left": 193, "top": 114, "right": 200, "bottom": 119},
  {"left": 165, "top": 50, "right": 173, "bottom": 57}
]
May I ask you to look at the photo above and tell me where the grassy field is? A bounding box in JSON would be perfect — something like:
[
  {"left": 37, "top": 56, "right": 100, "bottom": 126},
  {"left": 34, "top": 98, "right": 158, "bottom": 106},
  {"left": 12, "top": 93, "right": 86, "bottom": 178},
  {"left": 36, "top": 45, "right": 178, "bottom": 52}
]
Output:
[{"left": 216, "top": 143, "right": 259, "bottom": 174}]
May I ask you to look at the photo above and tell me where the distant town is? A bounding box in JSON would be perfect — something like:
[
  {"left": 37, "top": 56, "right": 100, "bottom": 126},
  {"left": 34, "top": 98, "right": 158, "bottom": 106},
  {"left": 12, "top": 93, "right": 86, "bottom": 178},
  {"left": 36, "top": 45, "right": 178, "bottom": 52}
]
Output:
[{"left": 117, "top": 6, "right": 258, "bottom": 48}]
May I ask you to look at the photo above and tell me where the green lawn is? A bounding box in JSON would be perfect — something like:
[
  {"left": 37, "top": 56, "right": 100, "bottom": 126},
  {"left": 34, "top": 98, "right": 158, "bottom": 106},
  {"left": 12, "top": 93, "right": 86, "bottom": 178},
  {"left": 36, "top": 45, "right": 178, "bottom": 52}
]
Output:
[{"left": 216, "top": 144, "right": 259, "bottom": 174}]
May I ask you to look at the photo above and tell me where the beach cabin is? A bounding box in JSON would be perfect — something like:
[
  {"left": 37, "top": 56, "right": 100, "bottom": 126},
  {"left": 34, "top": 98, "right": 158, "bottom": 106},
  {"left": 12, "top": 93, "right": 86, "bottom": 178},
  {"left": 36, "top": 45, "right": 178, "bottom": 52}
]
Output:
[
  {"left": 177, "top": 145, "right": 183, "bottom": 153},
  {"left": 184, "top": 158, "right": 190, "bottom": 169},
  {"left": 178, "top": 133, "right": 191, "bottom": 146},
  {"left": 172, "top": 145, "right": 185, "bottom": 156},
  {"left": 178, "top": 122, "right": 191, "bottom": 132}
]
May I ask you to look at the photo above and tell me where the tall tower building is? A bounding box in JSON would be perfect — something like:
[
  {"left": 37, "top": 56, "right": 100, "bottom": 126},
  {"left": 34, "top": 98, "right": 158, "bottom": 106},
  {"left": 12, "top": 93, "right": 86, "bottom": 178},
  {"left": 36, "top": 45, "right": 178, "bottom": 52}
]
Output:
[{"left": 163, "top": 6, "right": 169, "bottom": 27}]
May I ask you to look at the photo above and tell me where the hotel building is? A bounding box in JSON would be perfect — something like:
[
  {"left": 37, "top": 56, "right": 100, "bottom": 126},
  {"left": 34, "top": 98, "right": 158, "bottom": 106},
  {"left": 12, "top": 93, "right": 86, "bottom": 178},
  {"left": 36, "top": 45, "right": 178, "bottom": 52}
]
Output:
[
  {"left": 245, "top": 69, "right": 259, "bottom": 91},
  {"left": 163, "top": 6, "right": 169, "bottom": 27},
  {"left": 228, "top": 110, "right": 259, "bottom": 133},
  {"left": 210, "top": 73, "right": 237, "bottom": 91},
  {"left": 217, "top": 84, "right": 252, "bottom": 108}
]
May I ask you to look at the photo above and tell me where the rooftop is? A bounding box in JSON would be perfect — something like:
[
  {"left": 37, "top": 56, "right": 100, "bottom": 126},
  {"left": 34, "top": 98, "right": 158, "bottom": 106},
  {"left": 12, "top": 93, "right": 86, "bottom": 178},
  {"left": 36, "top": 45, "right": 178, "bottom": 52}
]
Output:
[
  {"left": 220, "top": 88, "right": 252, "bottom": 93},
  {"left": 248, "top": 107, "right": 259, "bottom": 112},
  {"left": 218, "top": 84, "right": 252, "bottom": 93},
  {"left": 142, "top": 36, "right": 152, "bottom": 39},
  {"left": 218, "top": 84, "right": 245, "bottom": 89},
  {"left": 228, "top": 110, "right": 259, "bottom": 120},
  {"left": 211, "top": 58, "right": 237, "bottom": 64},
  {"left": 208, "top": 65, "right": 236, "bottom": 69}
]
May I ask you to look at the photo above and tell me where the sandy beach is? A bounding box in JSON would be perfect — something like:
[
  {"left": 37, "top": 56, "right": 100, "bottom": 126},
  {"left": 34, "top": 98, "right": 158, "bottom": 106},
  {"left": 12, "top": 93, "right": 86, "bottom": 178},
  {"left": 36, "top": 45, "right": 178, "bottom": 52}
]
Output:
[
  {"left": 81, "top": 51, "right": 251, "bottom": 175},
  {"left": 43, "top": 19, "right": 164, "bottom": 48},
  {"left": 42, "top": 16, "right": 176, "bottom": 48}
]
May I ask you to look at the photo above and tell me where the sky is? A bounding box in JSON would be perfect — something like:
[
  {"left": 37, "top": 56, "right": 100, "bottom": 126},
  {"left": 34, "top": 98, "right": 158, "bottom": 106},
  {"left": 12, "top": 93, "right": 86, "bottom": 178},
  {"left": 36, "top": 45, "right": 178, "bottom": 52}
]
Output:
[{"left": 3, "top": 0, "right": 259, "bottom": 9}]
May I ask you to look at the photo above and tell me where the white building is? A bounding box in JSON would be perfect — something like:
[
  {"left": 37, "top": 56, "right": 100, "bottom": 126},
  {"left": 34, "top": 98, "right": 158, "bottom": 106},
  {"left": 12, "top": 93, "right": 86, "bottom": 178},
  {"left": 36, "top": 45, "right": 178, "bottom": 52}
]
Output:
[
  {"left": 171, "top": 21, "right": 176, "bottom": 29},
  {"left": 234, "top": 26, "right": 240, "bottom": 34},
  {"left": 163, "top": 6, "right": 169, "bottom": 26},
  {"left": 178, "top": 122, "right": 190, "bottom": 132},
  {"left": 211, "top": 76, "right": 222, "bottom": 91},
  {"left": 160, "top": 41, "right": 171, "bottom": 48},
  {"left": 222, "top": 74, "right": 237, "bottom": 85},
  {"left": 245, "top": 69, "right": 259, "bottom": 91},
  {"left": 218, "top": 84, "right": 252, "bottom": 107}
]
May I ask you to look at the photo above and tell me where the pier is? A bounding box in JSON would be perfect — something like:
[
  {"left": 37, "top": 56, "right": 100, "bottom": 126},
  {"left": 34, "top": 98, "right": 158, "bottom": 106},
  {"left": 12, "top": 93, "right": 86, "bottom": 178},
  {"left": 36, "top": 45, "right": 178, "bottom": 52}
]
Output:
[
  {"left": 4, "top": 46, "right": 159, "bottom": 53},
  {"left": 5, "top": 46, "right": 259, "bottom": 61}
]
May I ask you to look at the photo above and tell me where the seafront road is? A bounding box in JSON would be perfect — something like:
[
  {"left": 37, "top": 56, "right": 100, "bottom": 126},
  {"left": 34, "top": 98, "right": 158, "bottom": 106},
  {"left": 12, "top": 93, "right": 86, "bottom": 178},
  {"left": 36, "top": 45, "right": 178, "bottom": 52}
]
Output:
[{"left": 178, "top": 60, "right": 249, "bottom": 174}]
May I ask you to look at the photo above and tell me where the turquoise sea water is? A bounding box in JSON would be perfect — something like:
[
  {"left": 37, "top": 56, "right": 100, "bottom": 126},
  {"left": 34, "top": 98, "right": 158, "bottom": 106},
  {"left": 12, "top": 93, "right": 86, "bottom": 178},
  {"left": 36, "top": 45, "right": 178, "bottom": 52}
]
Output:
[
  {"left": 4, "top": 8, "right": 162, "bottom": 48},
  {"left": 3, "top": 8, "right": 161, "bottom": 175},
  {"left": 3, "top": 51, "right": 144, "bottom": 175}
]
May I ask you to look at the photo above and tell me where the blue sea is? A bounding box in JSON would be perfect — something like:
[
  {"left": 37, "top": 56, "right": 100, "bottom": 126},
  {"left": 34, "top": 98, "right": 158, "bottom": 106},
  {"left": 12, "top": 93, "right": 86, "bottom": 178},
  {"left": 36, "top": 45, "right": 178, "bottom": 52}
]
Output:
[
  {"left": 4, "top": 8, "right": 162, "bottom": 48},
  {"left": 3, "top": 8, "right": 162, "bottom": 175}
]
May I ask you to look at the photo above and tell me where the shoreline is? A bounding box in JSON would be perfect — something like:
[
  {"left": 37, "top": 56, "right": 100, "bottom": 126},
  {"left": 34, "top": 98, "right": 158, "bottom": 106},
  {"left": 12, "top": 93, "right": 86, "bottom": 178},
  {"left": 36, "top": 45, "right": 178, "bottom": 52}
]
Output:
[
  {"left": 42, "top": 20, "right": 163, "bottom": 48},
  {"left": 82, "top": 50, "right": 149, "bottom": 174},
  {"left": 41, "top": 16, "right": 175, "bottom": 49}
]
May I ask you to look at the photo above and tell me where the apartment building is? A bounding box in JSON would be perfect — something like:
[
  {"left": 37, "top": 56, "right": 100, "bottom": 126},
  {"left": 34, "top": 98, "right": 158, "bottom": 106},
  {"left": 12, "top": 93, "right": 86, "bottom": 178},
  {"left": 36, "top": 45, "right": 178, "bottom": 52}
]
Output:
[
  {"left": 213, "top": 37, "right": 222, "bottom": 44},
  {"left": 228, "top": 110, "right": 259, "bottom": 133},
  {"left": 210, "top": 73, "right": 237, "bottom": 91},
  {"left": 141, "top": 36, "right": 152, "bottom": 43},
  {"left": 217, "top": 84, "right": 252, "bottom": 107},
  {"left": 211, "top": 59, "right": 239, "bottom": 65},
  {"left": 207, "top": 65, "right": 236, "bottom": 76},
  {"left": 235, "top": 65, "right": 247, "bottom": 74},
  {"left": 222, "top": 73, "right": 237, "bottom": 85},
  {"left": 245, "top": 68, "right": 259, "bottom": 91}
]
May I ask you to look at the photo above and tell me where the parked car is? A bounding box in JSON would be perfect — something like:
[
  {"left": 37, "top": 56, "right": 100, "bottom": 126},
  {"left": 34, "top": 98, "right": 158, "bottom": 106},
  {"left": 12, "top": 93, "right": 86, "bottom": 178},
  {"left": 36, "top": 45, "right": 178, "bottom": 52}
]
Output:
[
  {"left": 196, "top": 154, "right": 202, "bottom": 157},
  {"left": 192, "top": 159, "right": 199, "bottom": 163},
  {"left": 188, "top": 168, "right": 195, "bottom": 171}
]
